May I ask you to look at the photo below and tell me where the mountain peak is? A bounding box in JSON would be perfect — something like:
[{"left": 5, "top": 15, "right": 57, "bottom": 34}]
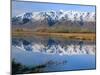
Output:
[{"left": 12, "top": 10, "right": 95, "bottom": 26}]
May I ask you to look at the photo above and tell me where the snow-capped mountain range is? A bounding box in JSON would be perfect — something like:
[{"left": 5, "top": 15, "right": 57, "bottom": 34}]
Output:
[{"left": 12, "top": 10, "right": 95, "bottom": 26}]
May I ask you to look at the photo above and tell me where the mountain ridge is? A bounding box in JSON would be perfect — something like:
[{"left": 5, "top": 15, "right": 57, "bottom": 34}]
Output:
[{"left": 12, "top": 10, "right": 96, "bottom": 33}]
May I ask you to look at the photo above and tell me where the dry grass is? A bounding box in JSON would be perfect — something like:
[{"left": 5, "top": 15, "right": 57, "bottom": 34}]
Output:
[{"left": 12, "top": 31, "right": 96, "bottom": 41}]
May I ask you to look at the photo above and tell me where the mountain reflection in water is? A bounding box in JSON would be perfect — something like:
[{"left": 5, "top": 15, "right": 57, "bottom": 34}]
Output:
[{"left": 12, "top": 35, "right": 96, "bottom": 55}]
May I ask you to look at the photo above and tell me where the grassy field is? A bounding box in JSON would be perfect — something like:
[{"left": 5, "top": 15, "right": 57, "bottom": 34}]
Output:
[{"left": 12, "top": 30, "right": 96, "bottom": 41}]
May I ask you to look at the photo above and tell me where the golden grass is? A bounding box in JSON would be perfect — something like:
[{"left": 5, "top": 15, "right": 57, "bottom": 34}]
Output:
[{"left": 12, "top": 31, "right": 96, "bottom": 41}]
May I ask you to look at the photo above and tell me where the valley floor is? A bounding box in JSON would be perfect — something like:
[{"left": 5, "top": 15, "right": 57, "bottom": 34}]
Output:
[{"left": 12, "top": 31, "right": 96, "bottom": 41}]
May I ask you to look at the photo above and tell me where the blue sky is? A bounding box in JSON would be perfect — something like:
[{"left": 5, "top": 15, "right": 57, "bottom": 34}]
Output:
[{"left": 12, "top": 1, "right": 95, "bottom": 17}]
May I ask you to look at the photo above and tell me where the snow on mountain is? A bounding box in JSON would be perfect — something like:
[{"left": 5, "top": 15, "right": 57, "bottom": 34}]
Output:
[{"left": 12, "top": 10, "right": 95, "bottom": 25}]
